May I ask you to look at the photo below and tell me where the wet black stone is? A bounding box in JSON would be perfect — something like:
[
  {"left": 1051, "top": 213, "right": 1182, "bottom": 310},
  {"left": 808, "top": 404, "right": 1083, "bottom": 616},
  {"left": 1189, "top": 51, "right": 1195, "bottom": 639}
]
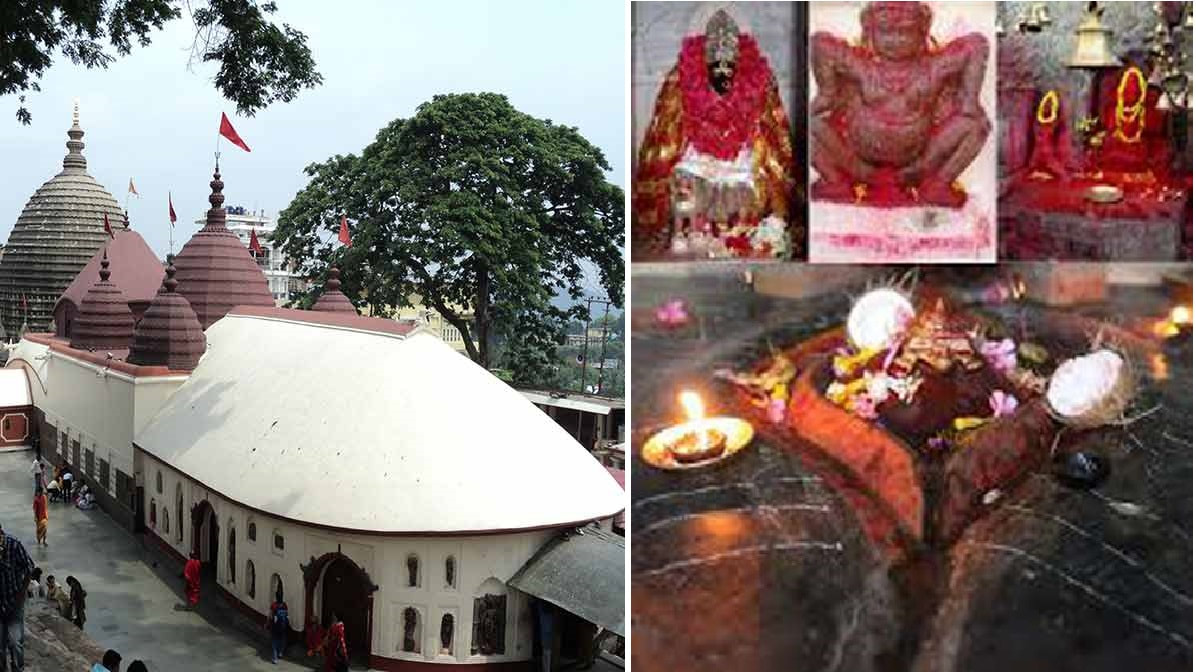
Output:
[{"left": 630, "top": 270, "right": 1192, "bottom": 672}]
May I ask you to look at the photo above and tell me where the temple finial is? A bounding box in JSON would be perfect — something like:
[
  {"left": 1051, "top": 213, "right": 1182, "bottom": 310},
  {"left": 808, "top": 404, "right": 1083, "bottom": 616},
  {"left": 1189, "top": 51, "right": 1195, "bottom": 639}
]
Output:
[{"left": 72, "top": 98, "right": 79, "bottom": 126}]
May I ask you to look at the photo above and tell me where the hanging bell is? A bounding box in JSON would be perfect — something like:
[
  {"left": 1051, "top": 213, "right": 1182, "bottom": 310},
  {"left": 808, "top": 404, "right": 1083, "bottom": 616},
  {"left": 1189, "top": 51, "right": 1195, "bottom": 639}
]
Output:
[{"left": 1068, "top": 4, "right": 1122, "bottom": 68}]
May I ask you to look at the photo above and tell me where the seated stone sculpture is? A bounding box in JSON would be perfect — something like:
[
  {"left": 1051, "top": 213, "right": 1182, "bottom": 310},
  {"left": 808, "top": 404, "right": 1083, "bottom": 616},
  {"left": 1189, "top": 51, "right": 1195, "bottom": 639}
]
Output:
[{"left": 810, "top": 2, "right": 991, "bottom": 208}]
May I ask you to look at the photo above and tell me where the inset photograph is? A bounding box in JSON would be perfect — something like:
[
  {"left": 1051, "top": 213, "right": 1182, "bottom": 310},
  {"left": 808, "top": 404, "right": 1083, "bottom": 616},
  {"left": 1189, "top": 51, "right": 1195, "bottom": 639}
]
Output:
[
  {"left": 808, "top": 1, "right": 998, "bottom": 263},
  {"left": 631, "top": 2, "right": 806, "bottom": 261},
  {"left": 998, "top": 1, "right": 1193, "bottom": 261},
  {"left": 629, "top": 261, "right": 1191, "bottom": 671}
]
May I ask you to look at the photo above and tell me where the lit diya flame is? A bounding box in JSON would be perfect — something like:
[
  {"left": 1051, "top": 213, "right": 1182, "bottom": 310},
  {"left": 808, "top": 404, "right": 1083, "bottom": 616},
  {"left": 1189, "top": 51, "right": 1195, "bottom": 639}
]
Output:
[
  {"left": 671, "top": 391, "right": 726, "bottom": 463},
  {"left": 640, "top": 390, "right": 755, "bottom": 470},
  {"left": 1152, "top": 305, "right": 1192, "bottom": 338}
]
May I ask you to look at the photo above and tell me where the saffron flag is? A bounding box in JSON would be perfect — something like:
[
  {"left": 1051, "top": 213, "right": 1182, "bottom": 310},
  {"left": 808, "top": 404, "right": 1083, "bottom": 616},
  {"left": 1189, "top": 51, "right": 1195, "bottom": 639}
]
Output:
[
  {"left": 128, "top": 178, "right": 139, "bottom": 197},
  {"left": 168, "top": 192, "right": 177, "bottom": 227},
  {"left": 338, "top": 215, "right": 351, "bottom": 247},
  {"left": 219, "top": 112, "right": 251, "bottom": 153},
  {"left": 103, "top": 213, "right": 114, "bottom": 238},
  {"left": 249, "top": 227, "right": 263, "bottom": 256}
]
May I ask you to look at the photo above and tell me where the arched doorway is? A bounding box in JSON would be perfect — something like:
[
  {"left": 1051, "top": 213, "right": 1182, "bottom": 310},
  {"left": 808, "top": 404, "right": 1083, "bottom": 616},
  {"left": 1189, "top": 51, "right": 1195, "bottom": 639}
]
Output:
[
  {"left": 190, "top": 500, "right": 219, "bottom": 579},
  {"left": 302, "top": 553, "right": 377, "bottom": 664}
]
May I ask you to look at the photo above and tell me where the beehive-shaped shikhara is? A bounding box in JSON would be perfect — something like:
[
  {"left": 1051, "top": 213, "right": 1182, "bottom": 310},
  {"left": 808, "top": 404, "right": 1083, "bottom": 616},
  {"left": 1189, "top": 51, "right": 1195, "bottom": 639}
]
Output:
[
  {"left": 172, "top": 166, "right": 273, "bottom": 330},
  {"left": 128, "top": 258, "right": 206, "bottom": 371},
  {"left": 0, "top": 103, "right": 125, "bottom": 337},
  {"left": 69, "top": 250, "right": 135, "bottom": 352},
  {"left": 311, "top": 267, "right": 358, "bottom": 315}
]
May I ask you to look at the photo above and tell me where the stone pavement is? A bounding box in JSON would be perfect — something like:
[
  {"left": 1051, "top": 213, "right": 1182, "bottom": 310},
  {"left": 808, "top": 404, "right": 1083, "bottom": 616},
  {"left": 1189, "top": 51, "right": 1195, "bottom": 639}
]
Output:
[{"left": 0, "top": 451, "right": 334, "bottom": 672}]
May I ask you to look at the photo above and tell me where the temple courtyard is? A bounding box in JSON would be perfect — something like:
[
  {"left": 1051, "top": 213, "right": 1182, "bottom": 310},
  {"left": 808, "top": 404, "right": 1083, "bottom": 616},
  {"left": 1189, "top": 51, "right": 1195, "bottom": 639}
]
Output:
[{"left": 0, "top": 451, "right": 320, "bottom": 672}]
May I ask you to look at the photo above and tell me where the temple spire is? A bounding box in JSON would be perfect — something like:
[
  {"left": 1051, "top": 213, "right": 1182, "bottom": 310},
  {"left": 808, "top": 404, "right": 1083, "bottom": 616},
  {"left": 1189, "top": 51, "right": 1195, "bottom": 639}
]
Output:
[
  {"left": 62, "top": 99, "right": 87, "bottom": 173},
  {"left": 203, "top": 166, "right": 227, "bottom": 231}
]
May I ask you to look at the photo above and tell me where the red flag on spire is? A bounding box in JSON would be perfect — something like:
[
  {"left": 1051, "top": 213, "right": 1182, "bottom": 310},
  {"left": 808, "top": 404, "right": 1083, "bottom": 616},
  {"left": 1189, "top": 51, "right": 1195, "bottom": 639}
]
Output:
[
  {"left": 249, "top": 227, "right": 263, "bottom": 256},
  {"left": 103, "top": 213, "right": 114, "bottom": 238},
  {"left": 219, "top": 112, "right": 251, "bottom": 153},
  {"left": 168, "top": 192, "right": 177, "bottom": 226},
  {"left": 338, "top": 216, "right": 351, "bottom": 247}
]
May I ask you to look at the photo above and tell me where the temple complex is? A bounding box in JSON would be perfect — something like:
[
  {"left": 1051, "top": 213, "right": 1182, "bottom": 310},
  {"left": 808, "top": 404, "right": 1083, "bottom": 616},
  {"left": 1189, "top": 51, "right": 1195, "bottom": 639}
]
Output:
[
  {"left": 1, "top": 162, "right": 625, "bottom": 669},
  {"left": 0, "top": 104, "right": 125, "bottom": 337}
]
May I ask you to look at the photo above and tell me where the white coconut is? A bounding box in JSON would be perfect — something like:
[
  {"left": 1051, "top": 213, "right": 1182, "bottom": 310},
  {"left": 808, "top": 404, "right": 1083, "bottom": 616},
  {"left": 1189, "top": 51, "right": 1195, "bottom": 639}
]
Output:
[
  {"left": 847, "top": 288, "right": 915, "bottom": 351},
  {"left": 1046, "top": 349, "right": 1130, "bottom": 424}
]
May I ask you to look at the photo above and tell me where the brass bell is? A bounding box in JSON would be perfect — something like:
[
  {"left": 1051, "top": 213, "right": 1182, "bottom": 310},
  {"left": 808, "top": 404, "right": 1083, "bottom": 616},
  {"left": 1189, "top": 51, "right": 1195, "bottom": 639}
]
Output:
[{"left": 1068, "top": 3, "right": 1121, "bottom": 68}]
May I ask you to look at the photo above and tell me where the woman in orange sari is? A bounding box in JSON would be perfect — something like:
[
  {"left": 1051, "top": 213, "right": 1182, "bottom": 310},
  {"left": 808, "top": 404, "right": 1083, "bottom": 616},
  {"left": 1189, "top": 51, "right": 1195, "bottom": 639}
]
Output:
[
  {"left": 32, "top": 487, "right": 48, "bottom": 546},
  {"left": 183, "top": 552, "right": 202, "bottom": 607}
]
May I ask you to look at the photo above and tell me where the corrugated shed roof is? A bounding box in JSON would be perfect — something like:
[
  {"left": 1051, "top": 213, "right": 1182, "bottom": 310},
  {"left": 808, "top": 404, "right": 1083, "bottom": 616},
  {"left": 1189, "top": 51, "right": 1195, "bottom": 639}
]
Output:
[{"left": 509, "top": 527, "right": 625, "bottom": 636}]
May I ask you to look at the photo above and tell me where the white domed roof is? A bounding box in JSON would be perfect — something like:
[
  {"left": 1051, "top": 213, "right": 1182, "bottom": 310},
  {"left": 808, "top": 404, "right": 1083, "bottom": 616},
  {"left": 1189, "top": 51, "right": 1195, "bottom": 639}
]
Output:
[{"left": 134, "top": 308, "right": 625, "bottom": 534}]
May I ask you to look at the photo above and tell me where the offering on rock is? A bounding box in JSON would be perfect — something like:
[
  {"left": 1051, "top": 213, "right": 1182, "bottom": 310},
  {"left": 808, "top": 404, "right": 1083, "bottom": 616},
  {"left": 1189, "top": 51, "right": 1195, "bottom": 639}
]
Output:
[{"left": 1046, "top": 348, "right": 1134, "bottom": 428}]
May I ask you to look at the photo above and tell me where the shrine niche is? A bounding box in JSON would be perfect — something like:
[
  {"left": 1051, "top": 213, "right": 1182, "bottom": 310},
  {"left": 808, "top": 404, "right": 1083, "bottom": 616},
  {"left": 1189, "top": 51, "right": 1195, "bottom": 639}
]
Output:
[
  {"left": 631, "top": 2, "right": 804, "bottom": 261},
  {"left": 807, "top": 2, "right": 998, "bottom": 263},
  {"left": 402, "top": 607, "right": 420, "bottom": 653},
  {"left": 470, "top": 591, "right": 507, "bottom": 656},
  {"left": 998, "top": 2, "right": 1193, "bottom": 261}
]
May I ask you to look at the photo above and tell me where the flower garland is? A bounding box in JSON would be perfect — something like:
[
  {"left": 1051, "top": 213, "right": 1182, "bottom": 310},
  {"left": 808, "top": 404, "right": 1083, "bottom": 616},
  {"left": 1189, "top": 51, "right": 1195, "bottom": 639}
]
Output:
[
  {"left": 1036, "top": 90, "right": 1059, "bottom": 125},
  {"left": 678, "top": 33, "right": 772, "bottom": 161},
  {"left": 1114, "top": 66, "right": 1146, "bottom": 144}
]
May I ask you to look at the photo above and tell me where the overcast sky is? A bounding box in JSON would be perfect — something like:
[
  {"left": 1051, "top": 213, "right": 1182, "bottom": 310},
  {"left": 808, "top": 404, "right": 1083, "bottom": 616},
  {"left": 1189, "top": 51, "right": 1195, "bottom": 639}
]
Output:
[{"left": 0, "top": 0, "right": 626, "bottom": 274}]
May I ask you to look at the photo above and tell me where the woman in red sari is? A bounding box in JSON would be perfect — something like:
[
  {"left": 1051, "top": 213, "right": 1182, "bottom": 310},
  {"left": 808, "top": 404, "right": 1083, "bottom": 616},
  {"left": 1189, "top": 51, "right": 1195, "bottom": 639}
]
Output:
[
  {"left": 324, "top": 613, "right": 348, "bottom": 672},
  {"left": 183, "top": 552, "right": 202, "bottom": 607}
]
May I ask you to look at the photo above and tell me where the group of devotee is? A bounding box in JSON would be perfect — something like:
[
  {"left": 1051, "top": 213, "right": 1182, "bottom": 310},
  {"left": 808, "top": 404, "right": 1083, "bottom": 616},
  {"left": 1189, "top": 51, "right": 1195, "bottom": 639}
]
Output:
[{"left": 91, "top": 648, "right": 149, "bottom": 672}]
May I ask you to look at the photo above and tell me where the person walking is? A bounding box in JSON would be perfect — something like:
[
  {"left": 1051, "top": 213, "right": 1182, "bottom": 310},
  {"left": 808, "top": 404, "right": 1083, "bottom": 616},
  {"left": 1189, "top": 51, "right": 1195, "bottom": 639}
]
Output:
[
  {"left": 65, "top": 576, "right": 86, "bottom": 629},
  {"left": 267, "top": 587, "right": 289, "bottom": 663},
  {"left": 28, "top": 460, "right": 41, "bottom": 496},
  {"left": 0, "top": 522, "right": 35, "bottom": 671},
  {"left": 183, "top": 553, "right": 201, "bottom": 608},
  {"left": 31, "top": 490, "right": 46, "bottom": 548}
]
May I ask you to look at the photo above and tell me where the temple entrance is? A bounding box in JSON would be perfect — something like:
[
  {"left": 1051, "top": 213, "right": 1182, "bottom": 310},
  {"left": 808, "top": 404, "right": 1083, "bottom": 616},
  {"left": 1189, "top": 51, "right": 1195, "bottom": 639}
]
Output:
[
  {"left": 321, "top": 558, "right": 370, "bottom": 662},
  {"left": 303, "top": 552, "right": 377, "bottom": 665},
  {"left": 190, "top": 500, "right": 218, "bottom": 579}
]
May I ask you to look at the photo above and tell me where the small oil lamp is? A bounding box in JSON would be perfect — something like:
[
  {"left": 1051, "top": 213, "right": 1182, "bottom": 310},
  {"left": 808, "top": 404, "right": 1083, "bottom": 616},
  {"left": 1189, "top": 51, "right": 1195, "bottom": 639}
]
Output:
[
  {"left": 641, "top": 390, "right": 754, "bottom": 470},
  {"left": 1152, "top": 304, "right": 1193, "bottom": 339}
]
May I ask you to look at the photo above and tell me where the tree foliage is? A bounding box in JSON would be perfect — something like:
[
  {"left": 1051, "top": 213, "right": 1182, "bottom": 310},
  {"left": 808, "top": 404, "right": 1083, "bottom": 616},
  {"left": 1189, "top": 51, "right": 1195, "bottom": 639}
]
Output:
[
  {"left": 0, "top": 0, "right": 321, "bottom": 124},
  {"left": 275, "top": 93, "right": 625, "bottom": 380}
]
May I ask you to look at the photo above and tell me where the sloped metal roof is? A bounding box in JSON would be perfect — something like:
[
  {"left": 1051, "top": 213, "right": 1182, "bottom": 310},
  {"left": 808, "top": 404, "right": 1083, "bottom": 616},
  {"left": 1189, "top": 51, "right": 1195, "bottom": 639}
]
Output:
[{"left": 509, "top": 526, "right": 625, "bottom": 636}]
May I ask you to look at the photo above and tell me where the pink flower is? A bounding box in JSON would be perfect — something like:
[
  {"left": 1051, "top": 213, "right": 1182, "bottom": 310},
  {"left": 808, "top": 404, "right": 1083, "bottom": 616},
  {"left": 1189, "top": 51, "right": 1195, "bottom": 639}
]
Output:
[
  {"left": 766, "top": 398, "right": 786, "bottom": 424},
  {"left": 989, "top": 390, "right": 1019, "bottom": 418},
  {"left": 981, "top": 338, "right": 1017, "bottom": 373},
  {"left": 655, "top": 300, "right": 689, "bottom": 328},
  {"left": 850, "top": 393, "right": 878, "bottom": 420}
]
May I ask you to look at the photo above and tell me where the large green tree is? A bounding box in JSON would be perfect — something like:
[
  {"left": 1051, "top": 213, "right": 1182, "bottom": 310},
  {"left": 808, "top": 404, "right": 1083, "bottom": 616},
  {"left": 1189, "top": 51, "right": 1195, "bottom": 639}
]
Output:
[
  {"left": 275, "top": 93, "right": 624, "bottom": 380},
  {"left": 1, "top": 0, "right": 321, "bottom": 124}
]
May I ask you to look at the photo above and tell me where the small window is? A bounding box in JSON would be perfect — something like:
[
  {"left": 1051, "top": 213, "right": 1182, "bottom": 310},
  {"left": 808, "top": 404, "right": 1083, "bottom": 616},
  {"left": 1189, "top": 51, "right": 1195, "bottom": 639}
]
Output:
[
  {"left": 156, "top": 471, "right": 162, "bottom": 494},
  {"left": 273, "top": 531, "right": 284, "bottom": 553},
  {"left": 247, "top": 521, "right": 257, "bottom": 542},
  {"left": 270, "top": 573, "right": 284, "bottom": 602},
  {"left": 246, "top": 560, "right": 256, "bottom": 599},
  {"left": 445, "top": 556, "right": 456, "bottom": 589},
  {"left": 228, "top": 526, "right": 237, "bottom": 584},
  {"left": 175, "top": 485, "right": 183, "bottom": 543},
  {"left": 149, "top": 500, "right": 156, "bottom": 527},
  {"left": 403, "top": 607, "right": 421, "bottom": 653},
  {"left": 440, "top": 614, "right": 454, "bottom": 654},
  {"left": 406, "top": 554, "right": 419, "bottom": 588}
]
